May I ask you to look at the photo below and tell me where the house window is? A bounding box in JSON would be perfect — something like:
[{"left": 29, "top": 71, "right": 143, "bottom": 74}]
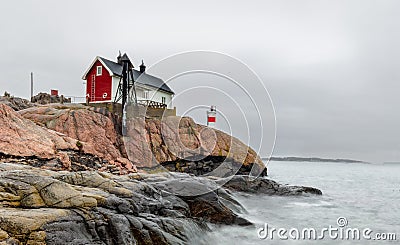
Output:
[
  {"left": 96, "top": 66, "right": 102, "bottom": 76},
  {"left": 143, "top": 90, "right": 149, "bottom": 99},
  {"left": 162, "top": 96, "right": 166, "bottom": 104}
]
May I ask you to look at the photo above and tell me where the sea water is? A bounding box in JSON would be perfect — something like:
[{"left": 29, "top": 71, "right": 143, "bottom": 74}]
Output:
[{"left": 192, "top": 161, "right": 400, "bottom": 244}]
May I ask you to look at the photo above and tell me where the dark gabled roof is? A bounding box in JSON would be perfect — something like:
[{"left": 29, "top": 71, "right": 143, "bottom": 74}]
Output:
[
  {"left": 98, "top": 57, "right": 174, "bottom": 94},
  {"left": 98, "top": 57, "right": 123, "bottom": 76},
  {"left": 132, "top": 70, "right": 174, "bottom": 95}
]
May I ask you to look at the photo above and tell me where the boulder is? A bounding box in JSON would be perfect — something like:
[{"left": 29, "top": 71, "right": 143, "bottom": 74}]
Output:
[
  {"left": 0, "top": 95, "right": 34, "bottom": 111},
  {"left": 31, "top": 92, "right": 71, "bottom": 104},
  {"left": 219, "top": 175, "right": 323, "bottom": 195},
  {"left": 0, "top": 104, "right": 77, "bottom": 160}
]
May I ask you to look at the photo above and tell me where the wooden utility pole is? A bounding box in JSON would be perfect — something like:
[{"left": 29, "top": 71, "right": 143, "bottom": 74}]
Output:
[{"left": 30, "top": 72, "right": 34, "bottom": 102}]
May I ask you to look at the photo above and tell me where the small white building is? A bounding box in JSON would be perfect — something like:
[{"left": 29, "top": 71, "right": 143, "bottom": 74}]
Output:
[{"left": 82, "top": 54, "right": 174, "bottom": 108}]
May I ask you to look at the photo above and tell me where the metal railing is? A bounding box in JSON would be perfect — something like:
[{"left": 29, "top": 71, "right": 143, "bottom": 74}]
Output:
[
  {"left": 137, "top": 100, "right": 167, "bottom": 108},
  {"left": 63, "top": 96, "right": 87, "bottom": 103}
]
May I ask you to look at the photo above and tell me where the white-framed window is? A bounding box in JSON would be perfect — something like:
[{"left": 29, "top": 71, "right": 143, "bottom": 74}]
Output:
[
  {"left": 96, "top": 66, "right": 102, "bottom": 76},
  {"left": 143, "top": 90, "right": 149, "bottom": 99},
  {"left": 162, "top": 96, "right": 166, "bottom": 104}
]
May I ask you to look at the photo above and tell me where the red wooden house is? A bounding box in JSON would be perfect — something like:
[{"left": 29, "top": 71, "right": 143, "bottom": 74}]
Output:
[{"left": 82, "top": 53, "right": 174, "bottom": 107}]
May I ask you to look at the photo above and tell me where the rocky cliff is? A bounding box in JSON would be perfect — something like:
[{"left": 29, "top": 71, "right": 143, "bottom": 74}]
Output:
[
  {"left": 124, "top": 115, "right": 266, "bottom": 176},
  {"left": 19, "top": 104, "right": 127, "bottom": 165},
  {"left": 0, "top": 104, "right": 135, "bottom": 174},
  {"left": 0, "top": 163, "right": 320, "bottom": 244},
  {"left": 0, "top": 102, "right": 322, "bottom": 244},
  {"left": 18, "top": 103, "right": 265, "bottom": 177}
]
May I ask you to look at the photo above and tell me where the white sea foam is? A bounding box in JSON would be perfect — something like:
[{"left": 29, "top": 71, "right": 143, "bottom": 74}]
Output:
[{"left": 287, "top": 200, "right": 334, "bottom": 207}]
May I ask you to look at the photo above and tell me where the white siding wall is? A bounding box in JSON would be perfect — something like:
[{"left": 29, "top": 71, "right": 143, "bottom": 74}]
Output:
[
  {"left": 111, "top": 76, "right": 173, "bottom": 108},
  {"left": 149, "top": 89, "right": 173, "bottom": 108},
  {"left": 111, "top": 76, "right": 120, "bottom": 102},
  {"left": 136, "top": 84, "right": 173, "bottom": 108}
]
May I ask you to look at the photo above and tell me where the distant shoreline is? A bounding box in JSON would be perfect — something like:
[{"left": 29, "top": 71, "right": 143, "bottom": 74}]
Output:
[
  {"left": 262, "top": 156, "right": 367, "bottom": 164},
  {"left": 383, "top": 162, "right": 400, "bottom": 165}
]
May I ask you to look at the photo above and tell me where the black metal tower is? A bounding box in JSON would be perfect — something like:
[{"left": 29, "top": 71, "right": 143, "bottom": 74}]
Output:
[
  {"left": 112, "top": 52, "right": 138, "bottom": 135},
  {"left": 113, "top": 53, "right": 138, "bottom": 115}
]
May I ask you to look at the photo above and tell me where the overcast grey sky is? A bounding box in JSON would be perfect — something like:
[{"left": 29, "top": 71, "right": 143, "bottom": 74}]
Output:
[{"left": 1, "top": 0, "right": 399, "bottom": 163}]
